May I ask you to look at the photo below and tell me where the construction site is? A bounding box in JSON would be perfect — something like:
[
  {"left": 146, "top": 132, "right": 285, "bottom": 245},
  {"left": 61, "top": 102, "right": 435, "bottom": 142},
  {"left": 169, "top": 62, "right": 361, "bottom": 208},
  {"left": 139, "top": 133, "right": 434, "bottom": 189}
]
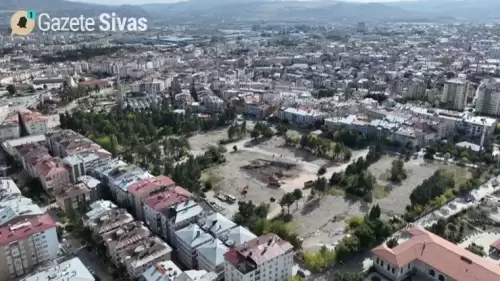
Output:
[{"left": 241, "top": 158, "right": 302, "bottom": 187}]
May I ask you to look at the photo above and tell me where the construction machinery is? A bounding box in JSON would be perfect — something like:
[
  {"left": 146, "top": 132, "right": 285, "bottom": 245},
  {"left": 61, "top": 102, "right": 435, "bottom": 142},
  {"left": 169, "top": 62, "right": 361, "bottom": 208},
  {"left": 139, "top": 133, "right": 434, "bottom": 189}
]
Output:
[{"left": 268, "top": 175, "right": 281, "bottom": 187}]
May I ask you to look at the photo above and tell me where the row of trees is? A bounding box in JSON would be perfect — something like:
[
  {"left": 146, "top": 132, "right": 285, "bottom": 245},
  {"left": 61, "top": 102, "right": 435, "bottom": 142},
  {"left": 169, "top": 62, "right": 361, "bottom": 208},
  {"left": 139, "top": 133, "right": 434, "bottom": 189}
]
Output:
[
  {"left": 232, "top": 201, "right": 302, "bottom": 250},
  {"left": 323, "top": 128, "right": 375, "bottom": 149},
  {"left": 168, "top": 146, "right": 226, "bottom": 195},
  {"left": 284, "top": 134, "right": 352, "bottom": 162},
  {"left": 250, "top": 122, "right": 274, "bottom": 139},
  {"left": 424, "top": 141, "right": 497, "bottom": 167},
  {"left": 279, "top": 189, "right": 303, "bottom": 213},
  {"left": 303, "top": 205, "right": 393, "bottom": 272}
]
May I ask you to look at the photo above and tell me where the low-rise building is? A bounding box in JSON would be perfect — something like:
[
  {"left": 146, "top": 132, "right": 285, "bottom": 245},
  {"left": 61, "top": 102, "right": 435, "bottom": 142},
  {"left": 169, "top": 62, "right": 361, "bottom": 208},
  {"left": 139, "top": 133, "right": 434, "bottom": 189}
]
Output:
[
  {"left": 0, "top": 114, "right": 20, "bottom": 141},
  {"left": 370, "top": 227, "right": 500, "bottom": 281}
]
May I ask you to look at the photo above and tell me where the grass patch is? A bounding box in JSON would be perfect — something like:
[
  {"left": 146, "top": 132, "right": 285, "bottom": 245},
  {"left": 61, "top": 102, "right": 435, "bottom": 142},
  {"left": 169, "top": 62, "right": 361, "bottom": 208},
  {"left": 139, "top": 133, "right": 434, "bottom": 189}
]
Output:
[
  {"left": 441, "top": 165, "right": 470, "bottom": 188},
  {"left": 328, "top": 187, "right": 345, "bottom": 197},
  {"left": 373, "top": 183, "right": 391, "bottom": 199}
]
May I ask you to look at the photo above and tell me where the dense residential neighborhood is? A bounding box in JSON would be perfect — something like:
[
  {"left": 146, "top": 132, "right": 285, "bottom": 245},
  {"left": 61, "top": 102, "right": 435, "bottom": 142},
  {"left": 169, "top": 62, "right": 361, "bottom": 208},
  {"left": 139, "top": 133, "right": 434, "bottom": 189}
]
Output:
[{"left": 3, "top": 1, "right": 500, "bottom": 281}]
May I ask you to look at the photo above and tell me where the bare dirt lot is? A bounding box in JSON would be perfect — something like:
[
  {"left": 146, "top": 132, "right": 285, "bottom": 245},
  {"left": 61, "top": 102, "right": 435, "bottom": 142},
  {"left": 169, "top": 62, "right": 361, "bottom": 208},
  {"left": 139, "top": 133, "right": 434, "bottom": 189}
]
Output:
[
  {"left": 204, "top": 150, "right": 287, "bottom": 218},
  {"left": 369, "top": 156, "right": 471, "bottom": 216},
  {"left": 241, "top": 158, "right": 302, "bottom": 183}
]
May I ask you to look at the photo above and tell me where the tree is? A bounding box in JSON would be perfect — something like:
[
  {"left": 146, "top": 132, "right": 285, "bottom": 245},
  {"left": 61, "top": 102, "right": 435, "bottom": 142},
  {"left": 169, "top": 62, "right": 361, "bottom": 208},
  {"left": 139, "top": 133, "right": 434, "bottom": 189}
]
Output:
[
  {"left": 6, "top": 84, "right": 16, "bottom": 95},
  {"left": 331, "top": 273, "right": 365, "bottom": 281},
  {"left": 250, "top": 129, "right": 260, "bottom": 139},
  {"left": 280, "top": 193, "right": 295, "bottom": 214},
  {"left": 233, "top": 145, "right": 237, "bottom": 152},
  {"left": 386, "top": 238, "right": 399, "bottom": 248},
  {"left": 317, "top": 166, "right": 327, "bottom": 177},
  {"left": 466, "top": 243, "right": 486, "bottom": 257},
  {"left": 292, "top": 188, "right": 303, "bottom": 209},
  {"left": 389, "top": 158, "right": 406, "bottom": 183},
  {"left": 329, "top": 172, "right": 343, "bottom": 186},
  {"left": 368, "top": 205, "right": 381, "bottom": 220}
]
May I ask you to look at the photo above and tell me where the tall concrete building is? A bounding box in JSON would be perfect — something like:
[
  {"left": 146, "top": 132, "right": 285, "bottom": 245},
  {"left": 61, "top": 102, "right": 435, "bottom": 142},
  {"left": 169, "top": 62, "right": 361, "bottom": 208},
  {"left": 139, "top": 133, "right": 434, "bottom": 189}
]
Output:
[
  {"left": 475, "top": 78, "right": 500, "bottom": 116},
  {"left": 441, "top": 79, "right": 469, "bottom": 111}
]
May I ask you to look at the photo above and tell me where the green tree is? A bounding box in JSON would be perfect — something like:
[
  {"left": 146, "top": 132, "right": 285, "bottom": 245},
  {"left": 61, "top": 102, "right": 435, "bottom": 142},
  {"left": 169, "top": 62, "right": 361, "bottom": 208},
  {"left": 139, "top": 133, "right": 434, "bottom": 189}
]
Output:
[
  {"left": 386, "top": 238, "right": 399, "bottom": 248},
  {"left": 292, "top": 188, "right": 303, "bottom": 209},
  {"left": 6, "top": 84, "right": 16, "bottom": 95},
  {"left": 317, "top": 166, "right": 327, "bottom": 177},
  {"left": 280, "top": 193, "right": 295, "bottom": 214}
]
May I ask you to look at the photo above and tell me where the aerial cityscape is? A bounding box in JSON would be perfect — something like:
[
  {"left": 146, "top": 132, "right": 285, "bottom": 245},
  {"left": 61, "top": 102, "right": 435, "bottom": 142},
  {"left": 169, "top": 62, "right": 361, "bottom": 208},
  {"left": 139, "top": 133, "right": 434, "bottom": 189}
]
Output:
[{"left": 1, "top": 0, "right": 500, "bottom": 281}]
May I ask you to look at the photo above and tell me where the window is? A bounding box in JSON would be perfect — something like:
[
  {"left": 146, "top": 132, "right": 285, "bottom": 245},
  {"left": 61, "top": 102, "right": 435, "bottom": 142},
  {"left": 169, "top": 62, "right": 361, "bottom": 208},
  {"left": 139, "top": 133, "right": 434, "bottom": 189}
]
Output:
[
  {"left": 408, "top": 264, "right": 411, "bottom": 269},
  {"left": 386, "top": 265, "right": 390, "bottom": 271},
  {"left": 376, "top": 258, "right": 380, "bottom": 264},
  {"left": 380, "top": 261, "right": 384, "bottom": 267},
  {"left": 391, "top": 268, "right": 395, "bottom": 274},
  {"left": 438, "top": 275, "right": 445, "bottom": 281},
  {"left": 429, "top": 269, "right": 435, "bottom": 277}
]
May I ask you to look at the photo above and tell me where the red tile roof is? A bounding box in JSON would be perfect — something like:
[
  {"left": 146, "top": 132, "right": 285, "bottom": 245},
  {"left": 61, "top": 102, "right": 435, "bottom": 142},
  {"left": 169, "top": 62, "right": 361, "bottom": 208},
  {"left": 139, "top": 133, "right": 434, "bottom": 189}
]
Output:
[
  {"left": 225, "top": 234, "right": 293, "bottom": 267},
  {"left": 78, "top": 79, "right": 108, "bottom": 86},
  {"left": 34, "top": 159, "right": 67, "bottom": 177},
  {"left": 142, "top": 186, "right": 190, "bottom": 211},
  {"left": 371, "top": 227, "right": 500, "bottom": 281},
  {"left": 20, "top": 110, "right": 48, "bottom": 123},
  {"left": 0, "top": 214, "right": 56, "bottom": 245},
  {"left": 490, "top": 238, "right": 500, "bottom": 251},
  {"left": 128, "top": 175, "right": 176, "bottom": 198}
]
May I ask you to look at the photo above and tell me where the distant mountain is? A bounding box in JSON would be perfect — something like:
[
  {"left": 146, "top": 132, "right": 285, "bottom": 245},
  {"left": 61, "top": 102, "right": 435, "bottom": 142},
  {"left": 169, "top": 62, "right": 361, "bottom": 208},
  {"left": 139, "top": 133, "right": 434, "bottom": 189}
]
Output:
[
  {"left": 387, "top": 0, "right": 500, "bottom": 20},
  {"left": 0, "top": 0, "right": 148, "bottom": 18},
  {"left": 140, "top": 0, "right": 431, "bottom": 23}
]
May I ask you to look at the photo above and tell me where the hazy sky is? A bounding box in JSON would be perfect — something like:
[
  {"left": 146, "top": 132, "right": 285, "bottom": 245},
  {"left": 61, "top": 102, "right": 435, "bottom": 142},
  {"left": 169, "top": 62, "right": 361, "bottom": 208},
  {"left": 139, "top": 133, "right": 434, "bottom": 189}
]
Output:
[{"left": 69, "top": 0, "right": 419, "bottom": 5}]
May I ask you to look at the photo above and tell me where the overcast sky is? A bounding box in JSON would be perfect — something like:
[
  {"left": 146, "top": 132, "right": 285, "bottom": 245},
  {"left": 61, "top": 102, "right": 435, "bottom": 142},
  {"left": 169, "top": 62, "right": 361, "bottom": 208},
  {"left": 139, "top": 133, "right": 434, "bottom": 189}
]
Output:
[{"left": 69, "top": 0, "right": 420, "bottom": 5}]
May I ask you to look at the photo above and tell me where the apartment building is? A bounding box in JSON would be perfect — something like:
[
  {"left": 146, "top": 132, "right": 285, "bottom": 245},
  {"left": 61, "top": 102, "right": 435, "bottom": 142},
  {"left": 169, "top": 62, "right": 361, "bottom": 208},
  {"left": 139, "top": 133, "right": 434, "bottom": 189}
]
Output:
[
  {"left": 77, "top": 175, "right": 102, "bottom": 202},
  {"left": 277, "top": 107, "right": 330, "bottom": 126},
  {"left": 20, "top": 257, "right": 95, "bottom": 281},
  {"left": 441, "top": 79, "right": 468, "bottom": 111},
  {"left": 140, "top": 260, "right": 182, "bottom": 281},
  {"left": 142, "top": 186, "right": 191, "bottom": 237},
  {"left": 198, "top": 213, "right": 237, "bottom": 239},
  {"left": 224, "top": 234, "right": 294, "bottom": 281},
  {"left": 116, "top": 236, "right": 172, "bottom": 278},
  {"left": 2, "top": 134, "right": 47, "bottom": 160},
  {"left": 219, "top": 226, "right": 256, "bottom": 248},
  {"left": 83, "top": 200, "right": 117, "bottom": 224},
  {"left": 370, "top": 227, "right": 500, "bottom": 281},
  {"left": 47, "top": 130, "right": 101, "bottom": 158},
  {"left": 0, "top": 114, "right": 20, "bottom": 141},
  {"left": 63, "top": 151, "right": 112, "bottom": 183},
  {"left": 164, "top": 200, "right": 204, "bottom": 247},
  {"left": 0, "top": 179, "right": 43, "bottom": 225},
  {"left": 475, "top": 78, "right": 500, "bottom": 116},
  {"left": 33, "top": 158, "right": 70, "bottom": 193},
  {"left": 175, "top": 270, "right": 218, "bottom": 281},
  {"left": 175, "top": 224, "right": 213, "bottom": 269},
  {"left": 0, "top": 214, "right": 59, "bottom": 281},
  {"left": 127, "top": 175, "right": 177, "bottom": 220},
  {"left": 55, "top": 183, "right": 93, "bottom": 214},
  {"left": 101, "top": 221, "right": 152, "bottom": 264},
  {"left": 18, "top": 110, "right": 49, "bottom": 135},
  {"left": 87, "top": 208, "right": 134, "bottom": 235},
  {"left": 197, "top": 239, "right": 229, "bottom": 281}
]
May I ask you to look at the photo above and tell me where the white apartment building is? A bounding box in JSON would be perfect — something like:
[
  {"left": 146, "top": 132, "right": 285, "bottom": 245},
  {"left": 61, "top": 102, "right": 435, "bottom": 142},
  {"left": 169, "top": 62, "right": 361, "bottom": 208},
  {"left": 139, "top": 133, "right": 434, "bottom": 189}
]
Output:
[
  {"left": 0, "top": 114, "right": 20, "bottom": 141},
  {"left": 0, "top": 214, "right": 59, "bottom": 281},
  {"left": 224, "top": 234, "right": 294, "bottom": 281},
  {"left": 140, "top": 260, "right": 182, "bottom": 281},
  {"left": 19, "top": 110, "right": 49, "bottom": 135},
  {"left": 164, "top": 200, "right": 204, "bottom": 247},
  {"left": 63, "top": 151, "right": 112, "bottom": 183},
  {"left": 475, "top": 78, "right": 500, "bottom": 116},
  {"left": 175, "top": 224, "right": 213, "bottom": 269},
  {"left": 21, "top": 257, "right": 95, "bottom": 281},
  {"left": 197, "top": 239, "right": 228, "bottom": 281},
  {"left": 277, "top": 107, "right": 330, "bottom": 126},
  {"left": 441, "top": 79, "right": 468, "bottom": 111}
]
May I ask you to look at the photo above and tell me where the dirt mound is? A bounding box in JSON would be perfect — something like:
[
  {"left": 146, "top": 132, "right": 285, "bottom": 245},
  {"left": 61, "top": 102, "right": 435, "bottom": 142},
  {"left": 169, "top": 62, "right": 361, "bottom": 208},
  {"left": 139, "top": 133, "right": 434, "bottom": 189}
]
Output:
[{"left": 241, "top": 159, "right": 301, "bottom": 183}]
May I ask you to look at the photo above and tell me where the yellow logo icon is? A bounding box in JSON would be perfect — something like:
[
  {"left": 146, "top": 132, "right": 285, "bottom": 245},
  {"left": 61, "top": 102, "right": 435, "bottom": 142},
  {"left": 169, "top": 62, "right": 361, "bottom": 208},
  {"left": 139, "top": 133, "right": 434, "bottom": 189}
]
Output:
[{"left": 10, "top": 11, "right": 36, "bottom": 36}]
